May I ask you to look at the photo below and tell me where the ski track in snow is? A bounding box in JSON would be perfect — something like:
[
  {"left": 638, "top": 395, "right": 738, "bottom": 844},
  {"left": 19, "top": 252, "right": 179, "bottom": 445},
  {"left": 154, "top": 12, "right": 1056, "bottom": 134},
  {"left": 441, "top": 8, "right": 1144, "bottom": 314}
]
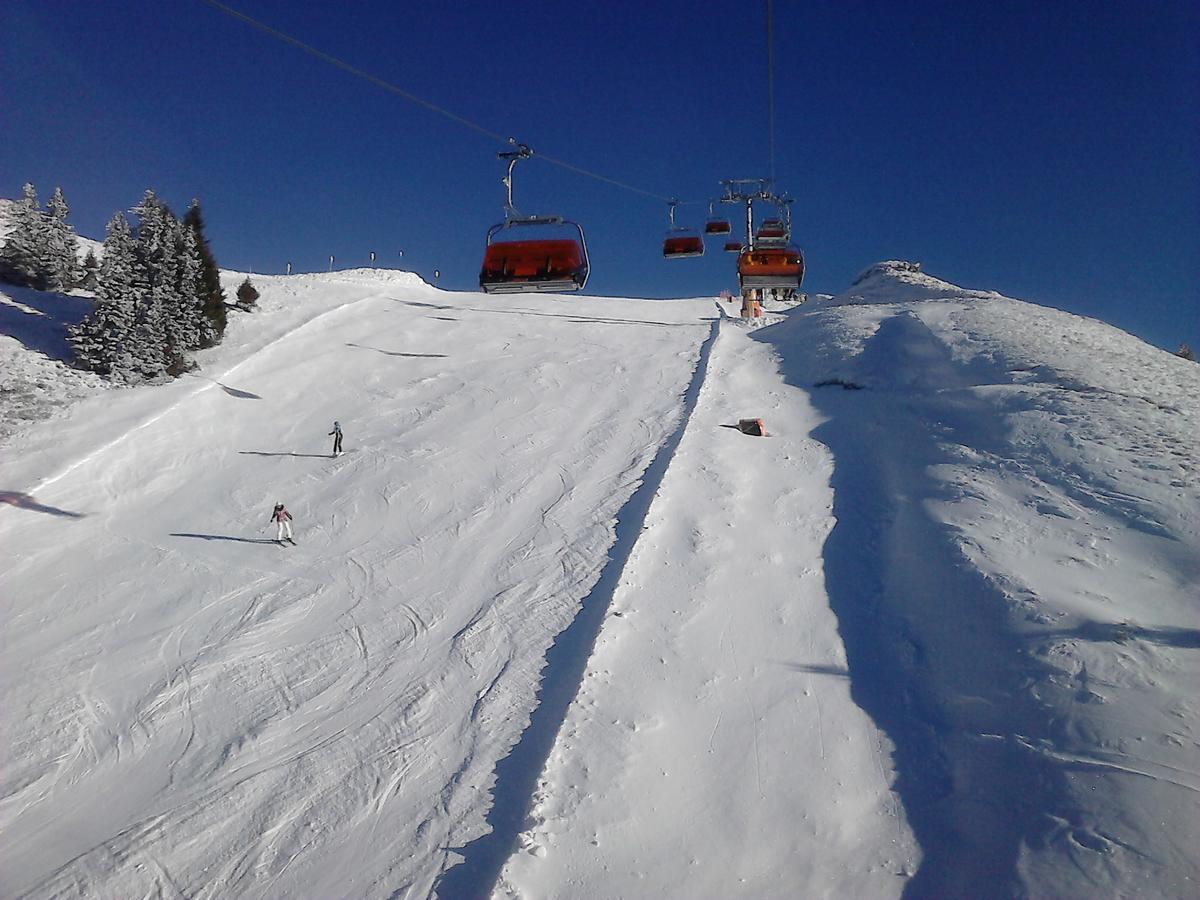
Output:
[
  {"left": 2, "top": 262, "right": 1197, "bottom": 899},
  {"left": 0, "top": 273, "right": 716, "bottom": 898},
  {"left": 496, "top": 320, "right": 917, "bottom": 899}
]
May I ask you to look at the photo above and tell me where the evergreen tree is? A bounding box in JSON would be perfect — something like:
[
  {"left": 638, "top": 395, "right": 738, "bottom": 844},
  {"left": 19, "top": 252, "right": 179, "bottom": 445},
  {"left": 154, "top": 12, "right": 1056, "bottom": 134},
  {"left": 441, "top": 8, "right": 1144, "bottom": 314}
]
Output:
[
  {"left": 183, "top": 199, "right": 226, "bottom": 347},
  {"left": 44, "top": 187, "right": 81, "bottom": 290},
  {"left": 1176, "top": 344, "right": 1196, "bottom": 362},
  {"left": 131, "top": 191, "right": 179, "bottom": 377},
  {"left": 69, "top": 213, "right": 140, "bottom": 379},
  {"left": 235, "top": 276, "right": 260, "bottom": 310},
  {"left": 173, "top": 223, "right": 205, "bottom": 354},
  {"left": 81, "top": 249, "right": 100, "bottom": 291},
  {"left": 0, "top": 183, "right": 50, "bottom": 288},
  {"left": 133, "top": 288, "right": 171, "bottom": 380}
]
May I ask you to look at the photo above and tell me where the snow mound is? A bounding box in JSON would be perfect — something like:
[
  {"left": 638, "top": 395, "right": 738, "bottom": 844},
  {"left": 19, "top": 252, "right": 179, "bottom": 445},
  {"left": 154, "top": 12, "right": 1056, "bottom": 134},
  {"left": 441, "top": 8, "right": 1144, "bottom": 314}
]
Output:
[
  {"left": 225, "top": 267, "right": 433, "bottom": 289},
  {"left": 829, "top": 259, "right": 1003, "bottom": 306}
]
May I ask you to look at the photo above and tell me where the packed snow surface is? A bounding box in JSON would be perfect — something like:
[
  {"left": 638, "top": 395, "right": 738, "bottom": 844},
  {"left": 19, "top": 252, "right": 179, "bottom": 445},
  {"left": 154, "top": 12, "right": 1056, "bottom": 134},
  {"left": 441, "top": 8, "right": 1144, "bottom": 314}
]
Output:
[{"left": 1, "top": 262, "right": 1196, "bottom": 899}]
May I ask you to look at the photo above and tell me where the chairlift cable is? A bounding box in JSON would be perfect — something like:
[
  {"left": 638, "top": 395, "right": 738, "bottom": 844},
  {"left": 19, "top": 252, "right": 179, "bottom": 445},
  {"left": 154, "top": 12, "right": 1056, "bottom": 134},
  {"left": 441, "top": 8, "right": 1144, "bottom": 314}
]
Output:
[
  {"left": 198, "top": 0, "right": 685, "bottom": 205},
  {"left": 198, "top": 0, "right": 510, "bottom": 145},
  {"left": 766, "top": 0, "right": 777, "bottom": 187}
]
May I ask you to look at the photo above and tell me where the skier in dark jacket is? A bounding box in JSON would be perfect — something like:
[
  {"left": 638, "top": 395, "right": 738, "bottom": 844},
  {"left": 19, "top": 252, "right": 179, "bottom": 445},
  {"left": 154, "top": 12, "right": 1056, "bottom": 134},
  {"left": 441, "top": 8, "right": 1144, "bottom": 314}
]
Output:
[{"left": 329, "top": 421, "right": 343, "bottom": 457}]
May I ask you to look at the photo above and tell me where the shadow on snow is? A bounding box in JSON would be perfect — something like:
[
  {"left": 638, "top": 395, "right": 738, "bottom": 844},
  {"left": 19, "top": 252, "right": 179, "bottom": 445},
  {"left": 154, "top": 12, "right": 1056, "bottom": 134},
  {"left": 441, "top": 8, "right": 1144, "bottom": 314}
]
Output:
[
  {"left": 170, "top": 532, "right": 279, "bottom": 544},
  {"left": 0, "top": 490, "right": 86, "bottom": 518},
  {"left": 237, "top": 450, "right": 331, "bottom": 459},
  {"left": 345, "top": 342, "right": 447, "bottom": 358},
  {"left": 0, "top": 284, "right": 94, "bottom": 362},
  {"left": 753, "top": 310, "right": 1086, "bottom": 899}
]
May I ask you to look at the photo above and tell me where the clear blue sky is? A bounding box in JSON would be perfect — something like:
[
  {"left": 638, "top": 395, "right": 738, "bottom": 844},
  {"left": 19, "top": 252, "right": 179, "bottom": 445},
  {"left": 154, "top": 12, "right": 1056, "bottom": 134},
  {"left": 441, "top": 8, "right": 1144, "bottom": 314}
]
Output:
[{"left": 2, "top": 0, "right": 1196, "bottom": 351}]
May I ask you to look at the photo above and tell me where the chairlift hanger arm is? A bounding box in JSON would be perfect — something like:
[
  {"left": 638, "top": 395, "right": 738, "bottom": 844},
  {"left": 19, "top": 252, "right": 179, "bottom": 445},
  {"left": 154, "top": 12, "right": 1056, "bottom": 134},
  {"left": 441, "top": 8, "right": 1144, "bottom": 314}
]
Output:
[{"left": 498, "top": 139, "right": 536, "bottom": 219}]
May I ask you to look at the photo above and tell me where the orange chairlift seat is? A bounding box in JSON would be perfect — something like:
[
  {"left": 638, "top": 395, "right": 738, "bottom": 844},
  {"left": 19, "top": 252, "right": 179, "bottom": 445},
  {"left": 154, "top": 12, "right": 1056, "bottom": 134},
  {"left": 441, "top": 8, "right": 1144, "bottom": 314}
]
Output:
[
  {"left": 704, "top": 201, "right": 732, "bottom": 235},
  {"left": 479, "top": 140, "right": 591, "bottom": 294},
  {"left": 480, "top": 219, "right": 590, "bottom": 293},
  {"left": 754, "top": 218, "right": 788, "bottom": 245},
  {"left": 663, "top": 233, "right": 705, "bottom": 258},
  {"left": 662, "top": 199, "right": 704, "bottom": 259},
  {"left": 737, "top": 246, "right": 806, "bottom": 290}
]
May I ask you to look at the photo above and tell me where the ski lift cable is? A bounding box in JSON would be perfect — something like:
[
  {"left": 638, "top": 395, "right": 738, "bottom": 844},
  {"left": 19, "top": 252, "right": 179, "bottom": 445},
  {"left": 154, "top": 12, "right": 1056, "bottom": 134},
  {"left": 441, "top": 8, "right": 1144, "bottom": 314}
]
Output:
[
  {"left": 197, "top": 0, "right": 697, "bottom": 206},
  {"left": 766, "top": 0, "right": 777, "bottom": 188}
]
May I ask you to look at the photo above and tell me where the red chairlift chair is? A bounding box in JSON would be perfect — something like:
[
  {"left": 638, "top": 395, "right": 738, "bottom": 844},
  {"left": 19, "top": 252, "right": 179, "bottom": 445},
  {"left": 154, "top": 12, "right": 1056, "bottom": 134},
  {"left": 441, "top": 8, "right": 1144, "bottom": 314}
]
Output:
[
  {"left": 704, "top": 201, "right": 732, "bottom": 235},
  {"left": 478, "top": 141, "right": 590, "bottom": 294},
  {"left": 663, "top": 233, "right": 705, "bottom": 258},
  {"left": 662, "top": 199, "right": 704, "bottom": 259},
  {"left": 480, "top": 219, "right": 590, "bottom": 293},
  {"left": 737, "top": 245, "right": 805, "bottom": 291},
  {"left": 755, "top": 218, "right": 788, "bottom": 245}
]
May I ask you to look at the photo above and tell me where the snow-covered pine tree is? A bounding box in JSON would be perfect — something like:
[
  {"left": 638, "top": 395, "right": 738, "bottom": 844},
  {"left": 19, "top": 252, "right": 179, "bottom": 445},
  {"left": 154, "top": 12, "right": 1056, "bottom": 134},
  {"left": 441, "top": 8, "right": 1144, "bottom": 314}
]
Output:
[
  {"left": 235, "top": 276, "right": 260, "bottom": 310},
  {"left": 131, "top": 191, "right": 179, "bottom": 378},
  {"left": 81, "top": 249, "right": 100, "bottom": 291},
  {"left": 173, "top": 221, "right": 205, "bottom": 354},
  {"left": 44, "top": 187, "right": 82, "bottom": 290},
  {"left": 183, "top": 199, "right": 226, "bottom": 347},
  {"left": 69, "top": 213, "right": 140, "bottom": 379},
  {"left": 0, "top": 183, "right": 51, "bottom": 289}
]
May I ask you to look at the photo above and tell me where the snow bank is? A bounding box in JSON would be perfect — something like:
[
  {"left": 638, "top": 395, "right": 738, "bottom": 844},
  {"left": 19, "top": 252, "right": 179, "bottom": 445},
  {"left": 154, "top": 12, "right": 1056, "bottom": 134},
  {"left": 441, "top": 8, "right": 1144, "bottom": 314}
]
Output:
[{"left": 755, "top": 263, "right": 1199, "bottom": 898}]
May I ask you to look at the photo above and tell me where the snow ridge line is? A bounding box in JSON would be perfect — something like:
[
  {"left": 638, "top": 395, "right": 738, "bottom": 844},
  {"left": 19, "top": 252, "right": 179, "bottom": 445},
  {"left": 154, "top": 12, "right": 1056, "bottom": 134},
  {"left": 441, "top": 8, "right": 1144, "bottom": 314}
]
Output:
[
  {"left": 435, "top": 318, "right": 721, "bottom": 900},
  {"left": 29, "top": 290, "right": 390, "bottom": 496}
]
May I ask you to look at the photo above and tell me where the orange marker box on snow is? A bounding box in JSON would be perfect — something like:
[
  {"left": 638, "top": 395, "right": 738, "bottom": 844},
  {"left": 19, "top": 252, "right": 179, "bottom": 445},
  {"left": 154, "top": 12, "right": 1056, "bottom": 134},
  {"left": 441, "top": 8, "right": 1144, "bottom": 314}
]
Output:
[{"left": 738, "top": 418, "right": 767, "bottom": 437}]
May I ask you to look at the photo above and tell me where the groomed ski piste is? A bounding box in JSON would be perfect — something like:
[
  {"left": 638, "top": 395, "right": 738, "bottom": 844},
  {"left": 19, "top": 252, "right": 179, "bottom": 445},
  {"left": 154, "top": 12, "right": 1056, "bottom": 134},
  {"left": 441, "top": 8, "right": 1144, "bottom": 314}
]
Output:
[{"left": 1, "top": 262, "right": 1197, "bottom": 899}]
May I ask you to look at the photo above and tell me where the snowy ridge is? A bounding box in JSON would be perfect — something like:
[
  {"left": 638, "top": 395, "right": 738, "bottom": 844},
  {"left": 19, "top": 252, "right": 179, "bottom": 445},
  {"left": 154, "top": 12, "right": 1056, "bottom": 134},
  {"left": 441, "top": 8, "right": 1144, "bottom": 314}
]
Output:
[
  {"left": 753, "top": 267, "right": 1199, "bottom": 898},
  {"left": 830, "top": 259, "right": 1005, "bottom": 305},
  {"left": 1, "top": 262, "right": 1196, "bottom": 898}
]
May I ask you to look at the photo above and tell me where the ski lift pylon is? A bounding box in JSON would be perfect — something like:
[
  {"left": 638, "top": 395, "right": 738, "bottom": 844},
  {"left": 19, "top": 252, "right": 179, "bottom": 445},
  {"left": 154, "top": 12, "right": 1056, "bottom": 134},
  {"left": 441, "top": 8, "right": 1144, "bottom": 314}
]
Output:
[{"left": 479, "top": 140, "right": 590, "bottom": 293}]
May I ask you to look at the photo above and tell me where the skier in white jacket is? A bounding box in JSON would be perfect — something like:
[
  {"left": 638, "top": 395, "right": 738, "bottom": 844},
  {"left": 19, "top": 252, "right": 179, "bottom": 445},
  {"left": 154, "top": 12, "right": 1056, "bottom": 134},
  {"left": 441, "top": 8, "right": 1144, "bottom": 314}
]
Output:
[{"left": 269, "top": 503, "right": 294, "bottom": 542}]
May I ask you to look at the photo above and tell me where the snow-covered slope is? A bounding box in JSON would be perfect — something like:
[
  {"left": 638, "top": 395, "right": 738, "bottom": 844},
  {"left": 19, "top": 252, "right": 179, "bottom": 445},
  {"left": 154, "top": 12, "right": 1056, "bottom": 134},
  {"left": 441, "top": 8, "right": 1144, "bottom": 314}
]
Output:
[
  {"left": 753, "top": 262, "right": 1200, "bottom": 897},
  {"left": 1, "top": 262, "right": 1195, "bottom": 899},
  {"left": 0, "top": 284, "right": 106, "bottom": 444},
  {"left": 0, "top": 272, "right": 722, "bottom": 898}
]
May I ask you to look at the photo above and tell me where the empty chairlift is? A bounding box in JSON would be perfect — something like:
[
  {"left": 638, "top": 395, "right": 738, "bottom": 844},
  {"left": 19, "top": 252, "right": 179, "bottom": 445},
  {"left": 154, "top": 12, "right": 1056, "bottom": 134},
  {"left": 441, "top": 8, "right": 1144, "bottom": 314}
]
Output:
[
  {"left": 754, "top": 218, "right": 788, "bottom": 246},
  {"left": 662, "top": 200, "right": 704, "bottom": 259},
  {"left": 479, "top": 142, "right": 590, "bottom": 294},
  {"left": 704, "top": 201, "right": 732, "bottom": 236},
  {"left": 737, "top": 245, "right": 806, "bottom": 295}
]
